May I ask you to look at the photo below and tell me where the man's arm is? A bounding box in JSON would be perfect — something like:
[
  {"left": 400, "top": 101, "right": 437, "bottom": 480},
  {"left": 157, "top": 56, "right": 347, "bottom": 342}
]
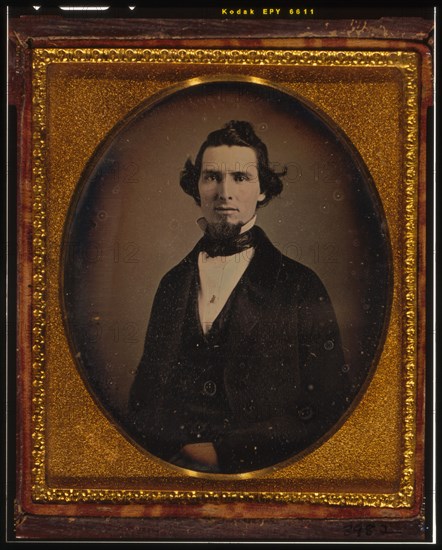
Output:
[
  {"left": 214, "top": 267, "right": 351, "bottom": 474},
  {"left": 127, "top": 269, "right": 190, "bottom": 461}
]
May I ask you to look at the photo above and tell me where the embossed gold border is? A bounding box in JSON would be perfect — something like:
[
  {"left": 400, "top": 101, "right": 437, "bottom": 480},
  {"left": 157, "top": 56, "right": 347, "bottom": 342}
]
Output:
[{"left": 30, "top": 48, "right": 419, "bottom": 509}]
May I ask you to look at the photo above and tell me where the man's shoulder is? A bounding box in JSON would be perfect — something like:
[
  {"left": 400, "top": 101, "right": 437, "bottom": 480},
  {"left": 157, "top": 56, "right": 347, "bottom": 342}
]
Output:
[
  {"left": 157, "top": 247, "right": 198, "bottom": 286},
  {"left": 279, "top": 253, "right": 323, "bottom": 286},
  {"left": 255, "top": 227, "right": 320, "bottom": 283}
]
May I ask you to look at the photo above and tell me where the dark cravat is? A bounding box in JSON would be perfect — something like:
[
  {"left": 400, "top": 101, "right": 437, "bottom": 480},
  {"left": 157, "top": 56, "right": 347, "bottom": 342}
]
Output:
[{"left": 200, "top": 227, "right": 257, "bottom": 258}]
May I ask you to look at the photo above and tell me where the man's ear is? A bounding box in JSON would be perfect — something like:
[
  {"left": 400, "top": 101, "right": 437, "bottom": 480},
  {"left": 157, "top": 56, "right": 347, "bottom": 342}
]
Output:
[{"left": 257, "top": 191, "right": 266, "bottom": 206}]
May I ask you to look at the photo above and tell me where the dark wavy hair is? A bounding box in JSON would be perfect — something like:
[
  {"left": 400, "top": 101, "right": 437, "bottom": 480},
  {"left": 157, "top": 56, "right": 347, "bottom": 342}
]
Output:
[{"left": 180, "top": 120, "right": 286, "bottom": 208}]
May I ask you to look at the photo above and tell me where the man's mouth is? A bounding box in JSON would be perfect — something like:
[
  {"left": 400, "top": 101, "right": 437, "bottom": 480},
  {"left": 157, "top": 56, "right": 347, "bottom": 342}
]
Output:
[{"left": 215, "top": 207, "right": 239, "bottom": 212}]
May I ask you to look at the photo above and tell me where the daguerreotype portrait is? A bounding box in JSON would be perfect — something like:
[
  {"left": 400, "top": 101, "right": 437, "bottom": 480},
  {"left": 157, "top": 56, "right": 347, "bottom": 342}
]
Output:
[
  {"left": 8, "top": 5, "right": 434, "bottom": 543},
  {"left": 62, "top": 80, "right": 391, "bottom": 475}
]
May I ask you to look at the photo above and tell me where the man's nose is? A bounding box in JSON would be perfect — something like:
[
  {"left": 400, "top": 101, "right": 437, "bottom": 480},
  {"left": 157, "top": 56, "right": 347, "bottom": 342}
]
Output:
[{"left": 218, "top": 175, "right": 233, "bottom": 200}]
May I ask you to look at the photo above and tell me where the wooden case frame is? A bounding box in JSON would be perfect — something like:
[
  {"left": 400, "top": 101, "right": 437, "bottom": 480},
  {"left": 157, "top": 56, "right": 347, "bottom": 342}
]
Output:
[{"left": 7, "top": 8, "right": 434, "bottom": 542}]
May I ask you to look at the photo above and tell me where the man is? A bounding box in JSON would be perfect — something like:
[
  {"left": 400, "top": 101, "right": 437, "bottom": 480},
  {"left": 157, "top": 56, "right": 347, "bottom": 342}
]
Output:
[{"left": 128, "top": 120, "right": 351, "bottom": 474}]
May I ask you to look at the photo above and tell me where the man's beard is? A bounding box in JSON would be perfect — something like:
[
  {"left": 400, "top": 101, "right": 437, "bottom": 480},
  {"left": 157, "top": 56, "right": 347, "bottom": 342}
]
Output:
[{"left": 205, "top": 219, "right": 242, "bottom": 241}]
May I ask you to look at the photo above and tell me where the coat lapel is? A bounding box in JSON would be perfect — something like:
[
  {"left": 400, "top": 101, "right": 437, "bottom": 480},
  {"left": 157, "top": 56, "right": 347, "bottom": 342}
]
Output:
[
  {"left": 225, "top": 226, "right": 284, "bottom": 342},
  {"left": 155, "top": 248, "right": 199, "bottom": 365}
]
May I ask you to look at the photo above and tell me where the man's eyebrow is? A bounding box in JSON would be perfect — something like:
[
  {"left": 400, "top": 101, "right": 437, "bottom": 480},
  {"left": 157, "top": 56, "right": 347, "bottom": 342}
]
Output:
[
  {"left": 229, "top": 170, "right": 252, "bottom": 177},
  {"left": 201, "top": 169, "right": 221, "bottom": 175}
]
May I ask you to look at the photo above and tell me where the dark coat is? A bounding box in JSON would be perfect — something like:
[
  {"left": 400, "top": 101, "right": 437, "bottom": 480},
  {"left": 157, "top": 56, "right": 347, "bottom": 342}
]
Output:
[{"left": 128, "top": 226, "right": 351, "bottom": 473}]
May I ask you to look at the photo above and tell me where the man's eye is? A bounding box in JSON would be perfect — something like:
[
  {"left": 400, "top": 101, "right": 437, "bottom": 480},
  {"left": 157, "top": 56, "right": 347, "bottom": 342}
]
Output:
[
  {"left": 203, "top": 173, "right": 219, "bottom": 182},
  {"left": 234, "top": 174, "right": 248, "bottom": 182}
]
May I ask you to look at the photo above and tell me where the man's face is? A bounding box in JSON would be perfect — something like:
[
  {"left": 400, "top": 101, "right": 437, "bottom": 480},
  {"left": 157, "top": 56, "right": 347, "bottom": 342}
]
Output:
[{"left": 198, "top": 145, "right": 266, "bottom": 232}]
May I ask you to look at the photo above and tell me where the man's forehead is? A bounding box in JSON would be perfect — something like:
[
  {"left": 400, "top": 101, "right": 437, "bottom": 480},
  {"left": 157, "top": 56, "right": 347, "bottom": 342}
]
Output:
[{"left": 201, "top": 145, "right": 258, "bottom": 166}]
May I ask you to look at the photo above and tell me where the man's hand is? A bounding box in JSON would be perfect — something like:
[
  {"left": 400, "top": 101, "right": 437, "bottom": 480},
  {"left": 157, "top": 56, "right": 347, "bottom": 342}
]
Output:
[{"left": 180, "top": 442, "right": 219, "bottom": 467}]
